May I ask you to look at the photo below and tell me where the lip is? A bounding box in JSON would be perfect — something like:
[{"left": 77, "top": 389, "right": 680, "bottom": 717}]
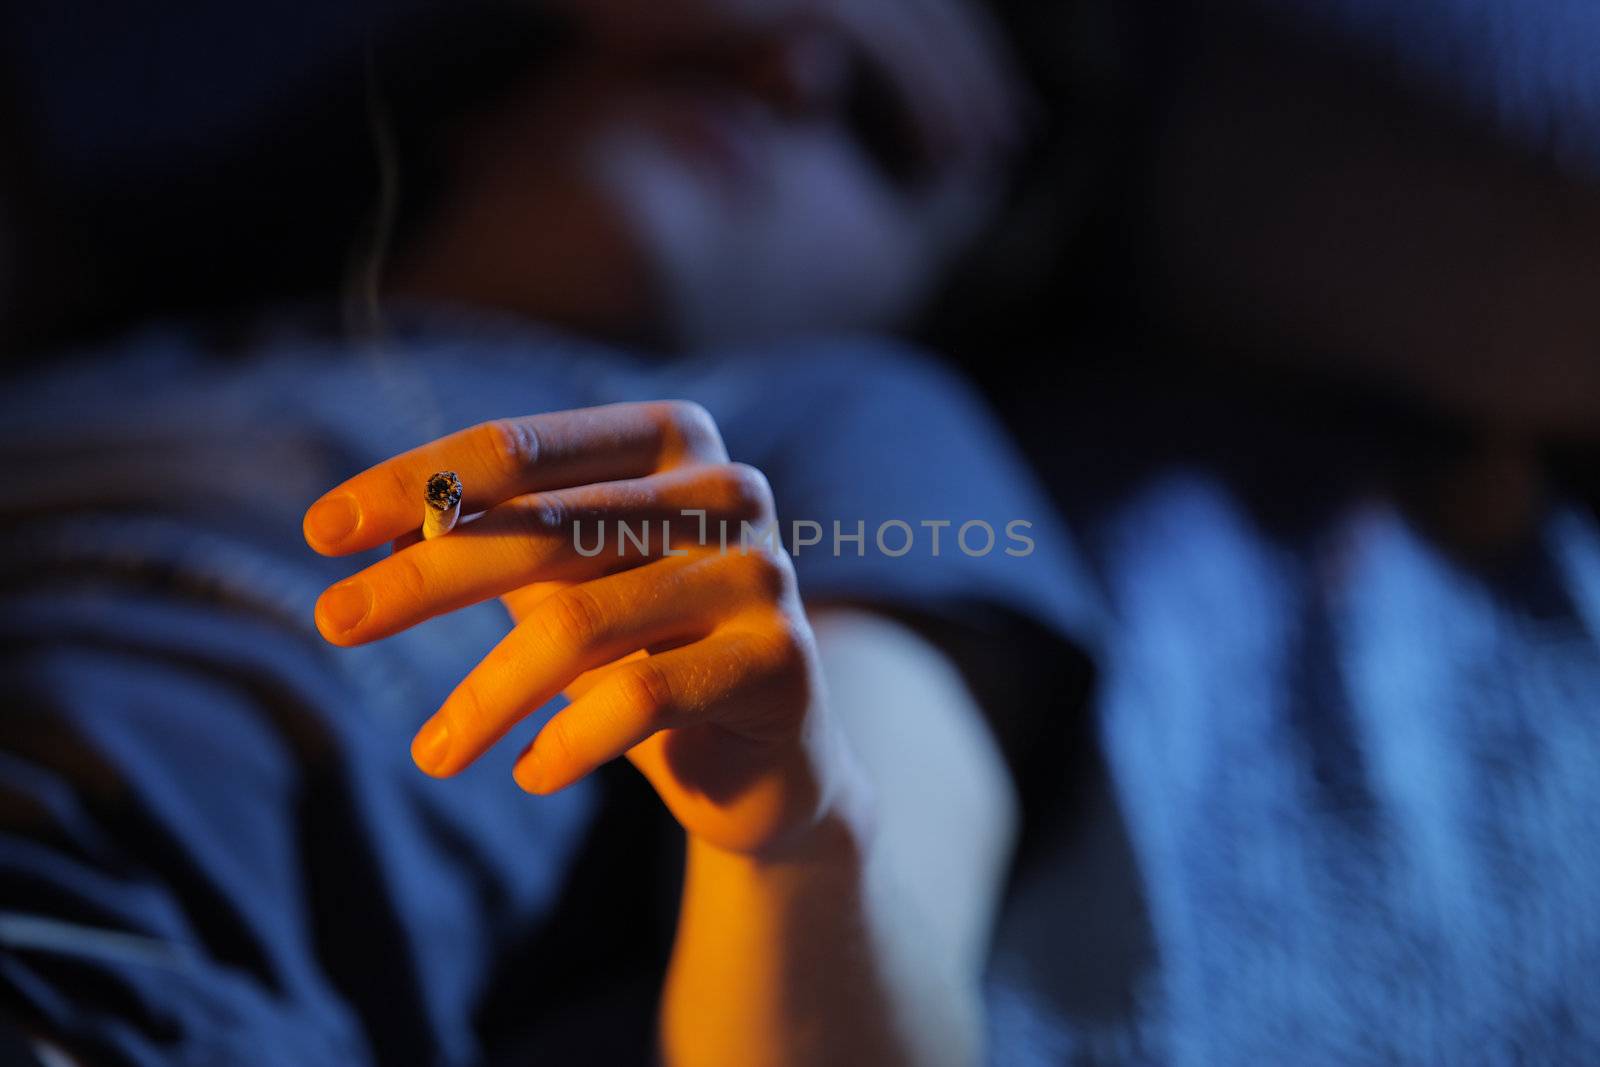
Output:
[{"left": 651, "top": 93, "right": 767, "bottom": 190}]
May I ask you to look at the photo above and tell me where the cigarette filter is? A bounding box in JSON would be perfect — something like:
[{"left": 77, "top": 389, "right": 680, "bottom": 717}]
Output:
[{"left": 423, "top": 471, "right": 463, "bottom": 540}]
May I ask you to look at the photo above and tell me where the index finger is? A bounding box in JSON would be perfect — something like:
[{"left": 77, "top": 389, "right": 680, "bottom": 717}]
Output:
[{"left": 304, "top": 400, "right": 727, "bottom": 556}]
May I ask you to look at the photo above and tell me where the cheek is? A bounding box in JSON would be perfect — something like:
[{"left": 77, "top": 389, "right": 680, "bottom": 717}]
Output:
[{"left": 593, "top": 126, "right": 935, "bottom": 347}]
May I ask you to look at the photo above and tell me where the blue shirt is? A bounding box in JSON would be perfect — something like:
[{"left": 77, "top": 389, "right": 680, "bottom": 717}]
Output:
[
  {"left": 0, "top": 308, "right": 1095, "bottom": 1065},
  {"left": 985, "top": 368, "right": 1600, "bottom": 1065}
]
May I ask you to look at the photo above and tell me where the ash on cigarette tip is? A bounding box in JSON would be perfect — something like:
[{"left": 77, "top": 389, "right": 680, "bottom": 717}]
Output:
[{"left": 425, "top": 471, "right": 463, "bottom": 512}]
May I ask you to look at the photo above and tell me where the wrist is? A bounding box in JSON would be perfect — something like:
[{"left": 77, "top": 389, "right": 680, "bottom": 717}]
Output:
[
  {"left": 690, "top": 719, "right": 877, "bottom": 871},
  {"left": 664, "top": 755, "right": 901, "bottom": 1067}
]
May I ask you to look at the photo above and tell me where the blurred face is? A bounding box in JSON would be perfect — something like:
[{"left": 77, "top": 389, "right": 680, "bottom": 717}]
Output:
[{"left": 395, "top": 0, "right": 1023, "bottom": 349}]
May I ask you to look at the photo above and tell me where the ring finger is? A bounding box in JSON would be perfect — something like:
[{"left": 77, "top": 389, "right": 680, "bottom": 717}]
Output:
[{"left": 412, "top": 547, "right": 793, "bottom": 777}]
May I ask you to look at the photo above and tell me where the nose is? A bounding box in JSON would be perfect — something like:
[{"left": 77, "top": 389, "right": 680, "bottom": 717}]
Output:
[{"left": 741, "top": 28, "right": 851, "bottom": 117}]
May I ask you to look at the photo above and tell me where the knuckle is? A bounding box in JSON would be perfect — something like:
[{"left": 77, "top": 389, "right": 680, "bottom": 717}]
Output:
[
  {"left": 657, "top": 400, "right": 724, "bottom": 463},
  {"left": 385, "top": 551, "right": 430, "bottom": 606},
  {"left": 539, "top": 586, "right": 609, "bottom": 652},
  {"left": 766, "top": 615, "right": 812, "bottom": 672},
  {"left": 517, "top": 493, "right": 569, "bottom": 537},
  {"left": 735, "top": 617, "right": 814, "bottom": 723},
  {"left": 612, "top": 658, "right": 678, "bottom": 723},
  {"left": 538, "top": 714, "right": 578, "bottom": 773},
  {"left": 736, "top": 546, "right": 793, "bottom": 601},
  {"left": 479, "top": 418, "right": 541, "bottom": 480},
  {"left": 383, "top": 462, "right": 417, "bottom": 512},
  {"left": 720, "top": 462, "right": 775, "bottom": 518},
  {"left": 450, "top": 681, "right": 491, "bottom": 736},
  {"left": 762, "top": 620, "right": 815, "bottom": 709}
]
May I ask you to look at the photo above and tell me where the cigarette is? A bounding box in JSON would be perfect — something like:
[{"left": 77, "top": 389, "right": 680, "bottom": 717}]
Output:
[{"left": 423, "top": 471, "right": 463, "bottom": 540}]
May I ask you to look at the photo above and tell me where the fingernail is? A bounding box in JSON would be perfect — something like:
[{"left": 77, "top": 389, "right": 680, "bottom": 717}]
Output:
[
  {"left": 412, "top": 718, "right": 452, "bottom": 775},
  {"left": 306, "top": 494, "right": 360, "bottom": 547},
  {"left": 513, "top": 750, "right": 543, "bottom": 793},
  {"left": 317, "top": 581, "right": 371, "bottom": 635}
]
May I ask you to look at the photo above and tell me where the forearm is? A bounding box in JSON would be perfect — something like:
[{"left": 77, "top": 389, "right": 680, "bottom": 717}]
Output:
[
  {"left": 660, "top": 811, "right": 972, "bottom": 1067},
  {"left": 659, "top": 610, "right": 1007, "bottom": 1067}
]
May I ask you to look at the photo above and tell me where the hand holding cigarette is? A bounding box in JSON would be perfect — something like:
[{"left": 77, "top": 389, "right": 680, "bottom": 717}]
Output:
[{"left": 303, "top": 402, "right": 855, "bottom": 858}]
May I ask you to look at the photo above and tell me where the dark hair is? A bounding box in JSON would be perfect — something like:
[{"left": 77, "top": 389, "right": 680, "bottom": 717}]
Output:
[
  {"left": 2, "top": 2, "right": 570, "bottom": 357},
  {"left": 916, "top": 0, "right": 1164, "bottom": 364}
]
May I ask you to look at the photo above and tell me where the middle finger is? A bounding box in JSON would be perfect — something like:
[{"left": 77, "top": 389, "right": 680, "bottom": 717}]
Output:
[{"left": 314, "top": 463, "right": 776, "bottom": 645}]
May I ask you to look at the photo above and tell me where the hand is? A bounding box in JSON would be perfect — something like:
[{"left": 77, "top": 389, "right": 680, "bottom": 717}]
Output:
[{"left": 303, "top": 401, "right": 863, "bottom": 857}]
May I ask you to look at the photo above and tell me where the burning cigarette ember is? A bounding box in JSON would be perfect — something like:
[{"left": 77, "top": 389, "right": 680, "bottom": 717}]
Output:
[{"left": 423, "top": 471, "right": 463, "bottom": 540}]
